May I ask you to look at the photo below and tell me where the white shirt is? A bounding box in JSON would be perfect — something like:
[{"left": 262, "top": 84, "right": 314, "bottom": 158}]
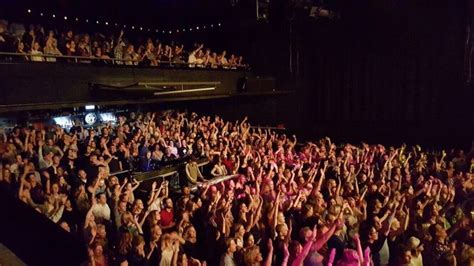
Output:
[{"left": 91, "top": 203, "right": 111, "bottom": 221}]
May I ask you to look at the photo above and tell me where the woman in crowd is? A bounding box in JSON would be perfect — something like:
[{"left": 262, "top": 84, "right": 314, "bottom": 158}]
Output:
[{"left": 0, "top": 110, "right": 473, "bottom": 266}]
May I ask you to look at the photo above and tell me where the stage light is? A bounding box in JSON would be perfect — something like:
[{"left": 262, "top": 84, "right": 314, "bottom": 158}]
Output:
[
  {"left": 162, "top": 30, "right": 165, "bottom": 33},
  {"left": 105, "top": 22, "right": 109, "bottom": 25},
  {"left": 85, "top": 105, "right": 95, "bottom": 110},
  {"left": 183, "top": 29, "right": 186, "bottom": 32},
  {"left": 190, "top": 28, "right": 193, "bottom": 31},
  {"left": 115, "top": 23, "right": 118, "bottom": 26},
  {"left": 211, "top": 24, "right": 214, "bottom": 27},
  {"left": 52, "top": 14, "right": 56, "bottom": 18},
  {"left": 156, "top": 29, "right": 159, "bottom": 32},
  {"left": 203, "top": 26, "right": 206, "bottom": 29},
  {"left": 64, "top": 16, "right": 67, "bottom": 20},
  {"left": 99, "top": 113, "right": 117, "bottom": 122},
  {"left": 27, "top": 9, "right": 31, "bottom": 13},
  {"left": 131, "top": 26, "right": 135, "bottom": 29},
  {"left": 86, "top": 19, "right": 89, "bottom": 23},
  {"left": 147, "top": 29, "right": 150, "bottom": 32},
  {"left": 53, "top": 116, "right": 73, "bottom": 128},
  {"left": 196, "top": 26, "right": 199, "bottom": 30},
  {"left": 40, "top": 13, "right": 43, "bottom": 16},
  {"left": 76, "top": 18, "right": 79, "bottom": 21},
  {"left": 177, "top": 30, "right": 180, "bottom": 33},
  {"left": 218, "top": 23, "right": 221, "bottom": 26},
  {"left": 96, "top": 20, "right": 99, "bottom": 24},
  {"left": 169, "top": 31, "right": 172, "bottom": 34},
  {"left": 140, "top": 27, "right": 143, "bottom": 31}
]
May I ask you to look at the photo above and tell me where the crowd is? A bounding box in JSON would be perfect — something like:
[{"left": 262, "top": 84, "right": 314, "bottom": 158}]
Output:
[
  {"left": 0, "top": 110, "right": 474, "bottom": 266},
  {"left": 0, "top": 20, "right": 248, "bottom": 69}
]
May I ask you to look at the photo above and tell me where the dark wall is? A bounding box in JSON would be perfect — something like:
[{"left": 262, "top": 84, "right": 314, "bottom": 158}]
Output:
[
  {"left": 0, "top": 62, "right": 249, "bottom": 110},
  {"left": 276, "top": 0, "right": 474, "bottom": 148}
]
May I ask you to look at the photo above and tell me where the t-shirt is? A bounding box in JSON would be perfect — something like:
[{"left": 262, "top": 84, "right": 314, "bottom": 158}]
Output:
[{"left": 160, "top": 209, "right": 174, "bottom": 227}]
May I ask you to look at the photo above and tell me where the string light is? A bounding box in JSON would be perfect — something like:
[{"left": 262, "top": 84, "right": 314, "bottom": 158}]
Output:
[{"left": 24, "top": 9, "right": 223, "bottom": 34}]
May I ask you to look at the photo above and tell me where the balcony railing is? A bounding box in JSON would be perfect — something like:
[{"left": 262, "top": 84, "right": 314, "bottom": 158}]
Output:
[{"left": 0, "top": 52, "right": 250, "bottom": 71}]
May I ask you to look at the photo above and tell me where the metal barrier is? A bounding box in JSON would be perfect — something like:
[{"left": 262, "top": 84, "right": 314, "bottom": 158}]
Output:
[{"left": 0, "top": 51, "right": 250, "bottom": 70}]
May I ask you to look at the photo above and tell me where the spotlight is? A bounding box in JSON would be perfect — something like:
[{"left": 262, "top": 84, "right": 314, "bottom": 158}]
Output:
[
  {"left": 190, "top": 28, "right": 193, "bottom": 31},
  {"left": 52, "top": 14, "right": 56, "bottom": 18},
  {"left": 203, "top": 26, "right": 206, "bottom": 29},
  {"left": 64, "top": 16, "right": 67, "bottom": 20},
  {"left": 177, "top": 30, "right": 180, "bottom": 33},
  {"left": 183, "top": 29, "right": 186, "bottom": 32},
  {"left": 40, "top": 13, "right": 43, "bottom": 16},
  {"left": 196, "top": 26, "right": 199, "bottom": 30},
  {"left": 96, "top": 20, "right": 99, "bottom": 24},
  {"left": 218, "top": 23, "right": 221, "bottom": 26},
  {"left": 27, "top": 9, "right": 31, "bottom": 13},
  {"left": 115, "top": 23, "right": 118, "bottom": 26},
  {"left": 147, "top": 28, "right": 150, "bottom": 32},
  {"left": 140, "top": 27, "right": 143, "bottom": 30},
  {"left": 211, "top": 24, "right": 214, "bottom": 27},
  {"left": 105, "top": 22, "right": 109, "bottom": 25},
  {"left": 156, "top": 29, "right": 158, "bottom": 32},
  {"left": 169, "top": 31, "right": 172, "bottom": 34},
  {"left": 162, "top": 30, "right": 165, "bottom": 33},
  {"left": 86, "top": 19, "right": 89, "bottom": 23},
  {"left": 76, "top": 18, "right": 79, "bottom": 21},
  {"left": 131, "top": 26, "right": 135, "bottom": 29}
]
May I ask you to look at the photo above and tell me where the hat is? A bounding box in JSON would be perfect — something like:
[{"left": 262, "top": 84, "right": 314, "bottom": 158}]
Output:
[{"left": 407, "top": 236, "right": 421, "bottom": 250}]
